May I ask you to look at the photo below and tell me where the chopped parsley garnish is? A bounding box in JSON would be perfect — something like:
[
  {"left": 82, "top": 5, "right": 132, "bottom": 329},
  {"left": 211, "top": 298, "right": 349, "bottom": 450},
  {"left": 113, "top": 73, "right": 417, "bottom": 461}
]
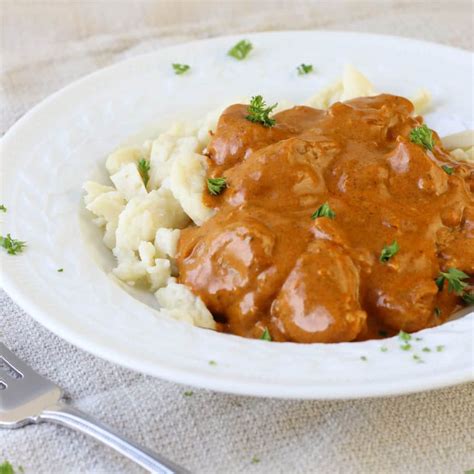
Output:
[
  {"left": 0, "top": 234, "right": 26, "bottom": 255},
  {"left": 415, "top": 337, "right": 422, "bottom": 341},
  {"left": 422, "top": 347, "right": 431, "bottom": 352},
  {"left": 398, "top": 330, "right": 412, "bottom": 350},
  {"left": 0, "top": 205, "right": 6, "bottom": 212},
  {"left": 208, "top": 360, "right": 217, "bottom": 366},
  {"left": 379, "top": 241, "right": 399, "bottom": 263},
  {"left": 436, "top": 345, "right": 445, "bottom": 352},
  {"left": 246, "top": 95, "right": 277, "bottom": 127},
  {"left": 297, "top": 63, "right": 314, "bottom": 75},
  {"left": 57, "top": 268, "right": 64, "bottom": 273},
  {"left": 183, "top": 390, "right": 194, "bottom": 397},
  {"left": 228, "top": 40, "right": 253, "bottom": 60},
  {"left": 207, "top": 177, "right": 227, "bottom": 195},
  {"left": 0, "top": 461, "right": 16, "bottom": 474},
  {"left": 434, "top": 306, "right": 442, "bottom": 318},
  {"left": 251, "top": 456, "right": 260, "bottom": 464},
  {"left": 409, "top": 124, "right": 435, "bottom": 151},
  {"left": 311, "top": 202, "right": 336, "bottom": 220},
  {"left": 435, "top": 268, "right": 469, "bottom": 293},
  {"left": 360, "top": 356, "right": 368, "bottom": 361},
  {"left": 137, "top": 158, "right": 151, "bottom": 186},
  {"left": 380, "top": 346, "right": 388, "bottom": 352},
  {"left": 172, "top": 63, "right": 190, "bottom": 75},
  {"left": 412, "top": 354, "right": 424, "bottom": 363},
  {"left": 398, "top": 331, "right": 411, "bottom": 342},
  {"left": 260, "top": 327, "right": 272, "bottom": 341},
  {"left": 442, "top": 165, "right": 454, "bottom": 175},
  {"left": 461, "top": 292, "right": 474, "bottom": 305}
]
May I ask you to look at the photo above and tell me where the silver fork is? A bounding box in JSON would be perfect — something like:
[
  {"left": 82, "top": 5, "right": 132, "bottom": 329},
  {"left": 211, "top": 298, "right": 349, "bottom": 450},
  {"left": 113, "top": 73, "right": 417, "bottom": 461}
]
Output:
[{"left": 0, "top": 342, "right": 190, "bottom": 474}]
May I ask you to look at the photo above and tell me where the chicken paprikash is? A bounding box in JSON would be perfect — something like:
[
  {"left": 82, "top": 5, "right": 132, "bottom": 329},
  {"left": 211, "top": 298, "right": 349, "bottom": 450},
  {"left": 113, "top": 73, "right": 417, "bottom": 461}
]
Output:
[{"left": 178, "top": 94, "right": 474, "bottom": 343}]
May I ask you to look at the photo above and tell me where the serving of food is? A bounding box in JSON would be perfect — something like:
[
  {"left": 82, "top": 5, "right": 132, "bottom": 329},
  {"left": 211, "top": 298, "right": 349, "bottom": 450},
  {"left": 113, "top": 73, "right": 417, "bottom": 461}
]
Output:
[
  {"left": 2, "top": 31, "right": 473, "bottom": 398},
  {"left": 84, "top": 65, "right": 473, "bottom": 344}
]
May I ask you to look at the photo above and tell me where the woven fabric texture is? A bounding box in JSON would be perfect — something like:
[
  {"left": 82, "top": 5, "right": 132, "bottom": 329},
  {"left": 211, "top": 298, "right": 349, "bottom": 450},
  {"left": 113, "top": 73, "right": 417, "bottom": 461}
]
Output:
[{"left": 1, "top": 1, "right": 473, "bottom": 473}]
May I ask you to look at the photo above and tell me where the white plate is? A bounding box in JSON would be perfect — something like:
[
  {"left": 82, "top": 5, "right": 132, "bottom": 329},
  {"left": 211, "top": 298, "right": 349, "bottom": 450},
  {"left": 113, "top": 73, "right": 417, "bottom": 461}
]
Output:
[{"left": 1, "top": 31, "right": 473, "bottom": 399}]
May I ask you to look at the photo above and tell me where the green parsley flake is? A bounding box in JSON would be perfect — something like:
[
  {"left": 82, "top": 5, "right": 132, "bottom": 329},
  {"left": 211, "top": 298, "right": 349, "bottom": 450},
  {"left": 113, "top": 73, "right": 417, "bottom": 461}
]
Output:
[
  {"left": 251, "top": 456, "right": 260, "bottom": 464},
  {"left": 207, "top": 177, "right": 227, "bottom": 195},
  {"left": 442, "top": 165, "right": 454, "bottom": 175},
  {"left": 137, "top": 159, "right": 151, "bottom": 186},
  {"left": 297, "top": 63, "right": 314, "bottom": 75},
  {"left": 172, "top": 63, "right": 190, "bottom": 75},
  {"left": 398, "top": 331, "right": 412, "bottom": 350},
  {"left": 398, "top": 330, "right": 411, "bottom": 342},
  {"left": 311, "top": 202, "right": 336, "bottom": 220},
  {"left": 228, "top": 40, "right": 253, "bottom": 60},
  {"left": 0, "top": 234, "right": 26, "bottom": 255},
  {"left": 380, "top": 346, "right": 388, "bottom": 352},
  {"left": 183, "top": 390, "right": 193, "bottom": 397},
  {"left": 435, "top": 268, "right": 469, "bottom": 294},
  {"left": 57, "top": 268, "right": 64, "bottom": 273},
  {"left": 434, "top": 306, "right": 442, "bottom": 318},
  {"left": 461, "top": 292, "right": 474, "bottom": 305},
  {"left": 208, "top": 360, "right": 217, "bottom": 366},
  {"left": 412, "top": 354, "right": 424, "bottom": 363},
  {"left": 0, "top": 461, "right": 15, "bottom": 474},
  {"left": 422, "top": 347, "right": 431, "bottom": 352},
  {"left": 360, "top": 356, "right": 368, "bottom": 361},
  {"left": 379, "top": 241, "right": 399, "bottom": 263},
  {"left": 246, "top": 95, "right": 277, "bottom": 127},
  {"left": 409, "top": 124, "right": 435, "bottom": 151},
  {"left": 0, "top": 205, "right": 6, "bottom": 213},
  {"left": 260, "top": 327, "right": 272, "bottom": 341},
  {"left": 415, "top": 337, "right": 422, "bottom": 341},
  {"left": 436, "top": 345, "right": 445, "bottom": 352}
]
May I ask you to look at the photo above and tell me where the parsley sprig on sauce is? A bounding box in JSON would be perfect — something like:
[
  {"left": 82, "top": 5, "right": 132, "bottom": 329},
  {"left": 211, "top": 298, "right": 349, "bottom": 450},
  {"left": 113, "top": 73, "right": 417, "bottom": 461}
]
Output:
[
  {"left": 260, "top": 327, "right": 272, "bottom": 341},
  {"left": 409, "top": 124, "right": 435, "bottom": 151},
  {"left": 246, "top": 95, "right": 277, "bottom": 127},
  {"left": 379, "top": 241, "right": 399, "bottom": 263},
  {"left": 137, "top": 158, "right": 151, "bottom": 186},
  {"left": 442, "top": 165, "right": 454, "bottom": 175},
  {"left": 228, "top": 40, "right": 253, "bottom": 60},
  {"left": 207, "top": 177, "right": 227, "bottom": 195},
  {"left": 311, "top": 202, "right": 335, "bottom": 220},
  {"left": 297, "top": 63, "right": 314, "bottom": 75},
  {"left": 435, "top": 268, "right": 469, "bottom": 293},
  {"left": 172, "top": 63, "right": 190, "bottom": 75},
  {"left": 0, "top": 205, "right": 6, "bottom": 213},
  {"left": 0, "top": 234, "right": 26, "bottom": 255}
]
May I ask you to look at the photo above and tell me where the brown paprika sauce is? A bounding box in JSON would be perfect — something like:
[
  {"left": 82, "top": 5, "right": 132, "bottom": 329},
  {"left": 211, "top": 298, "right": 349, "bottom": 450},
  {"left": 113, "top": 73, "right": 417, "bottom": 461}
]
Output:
[{"left": 177, "top": 95, "right": 474, "bottom": 343}]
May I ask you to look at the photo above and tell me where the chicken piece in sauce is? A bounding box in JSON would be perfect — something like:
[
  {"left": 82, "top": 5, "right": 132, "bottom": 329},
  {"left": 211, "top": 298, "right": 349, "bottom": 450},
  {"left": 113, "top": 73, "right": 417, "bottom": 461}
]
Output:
[{"left": 177, "top": 94, "right": 474, "bottom": 343}]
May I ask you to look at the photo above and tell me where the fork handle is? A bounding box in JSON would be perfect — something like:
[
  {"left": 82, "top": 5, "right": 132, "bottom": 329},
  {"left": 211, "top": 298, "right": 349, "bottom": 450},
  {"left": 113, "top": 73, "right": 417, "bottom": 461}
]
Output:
[{"left": 38, "top": 403, "right": 190, "bottom": 474}]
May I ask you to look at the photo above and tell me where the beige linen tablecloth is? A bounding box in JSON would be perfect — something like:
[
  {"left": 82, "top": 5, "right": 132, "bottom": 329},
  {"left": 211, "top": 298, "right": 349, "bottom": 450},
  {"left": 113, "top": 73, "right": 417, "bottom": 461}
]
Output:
[{"left": 1, "top": 1, "right": 473, "bottom": 473}]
